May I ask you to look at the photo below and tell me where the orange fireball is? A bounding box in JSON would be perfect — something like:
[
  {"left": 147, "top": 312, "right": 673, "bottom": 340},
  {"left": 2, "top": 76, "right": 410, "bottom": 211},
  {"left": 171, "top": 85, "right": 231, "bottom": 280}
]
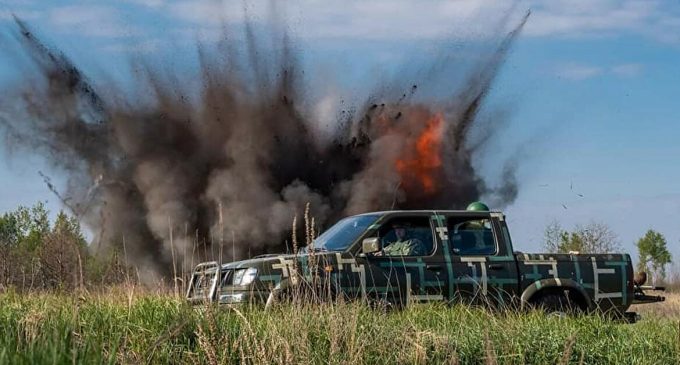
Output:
[{"left": 395, "top": 113, "right": 444, "bottom": 194}]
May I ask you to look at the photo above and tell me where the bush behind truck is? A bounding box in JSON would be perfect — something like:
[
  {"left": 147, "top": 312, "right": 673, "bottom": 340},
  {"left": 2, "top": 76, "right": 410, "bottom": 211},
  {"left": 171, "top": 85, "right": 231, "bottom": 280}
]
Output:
[{"left": 187, "top": 202, "right": 664, "bottom": 321}]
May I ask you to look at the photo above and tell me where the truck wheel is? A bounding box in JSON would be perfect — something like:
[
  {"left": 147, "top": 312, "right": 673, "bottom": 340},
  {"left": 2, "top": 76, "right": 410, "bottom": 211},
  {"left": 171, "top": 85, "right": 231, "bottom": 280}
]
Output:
[{"left": 536, "top": 292, "right": 576, "bottom": 317}]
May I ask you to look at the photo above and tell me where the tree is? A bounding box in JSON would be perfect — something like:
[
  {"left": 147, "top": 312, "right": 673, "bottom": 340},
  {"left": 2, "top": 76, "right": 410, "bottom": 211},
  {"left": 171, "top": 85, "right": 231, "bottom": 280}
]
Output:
[
  {"left": 636, "top": 229, "right": 672, "bottom": 282},
  {"left": 0, "top": 202, "right": 50, "bottom": 288},
  {"left": 0, "top": 202, "right": 50, "bottom": 250},
  {"left": 52, "top": 211, "right": 86, "bottom": 248},
  {"left": 544, "top": 220, "right": 569, "bottom": 253},
  {"left": 38, "top": 210, "right": 89, "bottom": 290},
  {"left": 544, "top": 221, "right": 621, "bottom": 254}
]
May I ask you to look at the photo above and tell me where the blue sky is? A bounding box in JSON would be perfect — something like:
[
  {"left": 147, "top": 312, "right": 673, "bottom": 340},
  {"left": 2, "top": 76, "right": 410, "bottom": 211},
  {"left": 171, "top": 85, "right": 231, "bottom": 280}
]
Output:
[{"left": 1, "top": 0, "right": 680, "bottom": 265}]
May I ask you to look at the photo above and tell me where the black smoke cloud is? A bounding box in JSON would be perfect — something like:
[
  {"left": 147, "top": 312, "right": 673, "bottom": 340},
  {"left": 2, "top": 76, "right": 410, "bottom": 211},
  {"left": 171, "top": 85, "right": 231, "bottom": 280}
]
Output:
[{"left": 0, "top": 13, "right": 527, "bottom": 277}]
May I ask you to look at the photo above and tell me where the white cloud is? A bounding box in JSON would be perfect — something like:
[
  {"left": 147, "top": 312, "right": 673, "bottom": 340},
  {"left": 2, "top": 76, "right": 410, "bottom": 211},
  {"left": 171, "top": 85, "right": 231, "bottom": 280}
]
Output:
[
  {"left": 525, "top": 0, "right": 651, "bottom": 36},
  {"left": 7, "top": 1, "right": 680, "bottom": 47},
  {"left": 555, "top": 62, "right": 645, "bottom": 81},
  {"left": 610, "top": 63, "right": 643, "bottom": 77},
  {"left": 555, "top": 63, "right": 603, "bottom": 81},
  {"left": 124, "top": 0, "right": 165, "bottom": 8},
  {"left": 156, "top": 0, "right": 680, "bottom": 44},
  {"left": 525, "top": 0, "right": 680, "bottom": 43},
  {"left": 165, "top": 0, "right": 517, "bottom": 41}
]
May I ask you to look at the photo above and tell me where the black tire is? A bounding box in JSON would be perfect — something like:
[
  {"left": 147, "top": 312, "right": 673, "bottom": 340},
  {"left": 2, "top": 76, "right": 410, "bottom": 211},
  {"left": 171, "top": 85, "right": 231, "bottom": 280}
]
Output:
[{"left": 535, "top": 291, "right": 582, "bottom": 317}]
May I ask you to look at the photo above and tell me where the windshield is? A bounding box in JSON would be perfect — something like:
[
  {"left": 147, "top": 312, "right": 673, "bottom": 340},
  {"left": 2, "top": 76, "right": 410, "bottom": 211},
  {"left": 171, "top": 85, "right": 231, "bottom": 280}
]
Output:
[{"left": 311, "top": 214, "right": 381, "bottom": 252}]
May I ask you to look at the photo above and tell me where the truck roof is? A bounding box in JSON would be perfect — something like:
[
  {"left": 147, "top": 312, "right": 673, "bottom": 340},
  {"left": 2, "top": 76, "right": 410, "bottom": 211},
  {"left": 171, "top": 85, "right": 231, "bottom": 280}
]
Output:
[{"left": 355, "top": 210, "right": 503, "bottom": 216}]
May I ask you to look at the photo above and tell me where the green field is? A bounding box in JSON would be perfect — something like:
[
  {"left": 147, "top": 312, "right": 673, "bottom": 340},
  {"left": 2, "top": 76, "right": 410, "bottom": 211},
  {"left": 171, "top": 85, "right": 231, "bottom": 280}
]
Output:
[{"left": 0, "top": 289, "right": 676, "bottom": 365}]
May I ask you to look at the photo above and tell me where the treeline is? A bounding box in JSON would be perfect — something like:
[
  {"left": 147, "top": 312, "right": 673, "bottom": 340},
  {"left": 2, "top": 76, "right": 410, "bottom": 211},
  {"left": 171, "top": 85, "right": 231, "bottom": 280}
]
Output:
[
  {"left": 0, "top": 202, "right": 131, "bottom": 292},
  {"left": 544, "top": 220, "right": 673, "bottom": 284}
]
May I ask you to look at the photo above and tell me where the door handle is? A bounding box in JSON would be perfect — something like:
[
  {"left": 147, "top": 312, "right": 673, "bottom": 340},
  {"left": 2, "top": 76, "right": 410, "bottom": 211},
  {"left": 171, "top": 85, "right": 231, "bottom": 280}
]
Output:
[
  {"left": 426, "top": 264, "right": 442, "bottom": 271},
  {"left": 488, "top": 264, "right": 504, "bottom": 271}
]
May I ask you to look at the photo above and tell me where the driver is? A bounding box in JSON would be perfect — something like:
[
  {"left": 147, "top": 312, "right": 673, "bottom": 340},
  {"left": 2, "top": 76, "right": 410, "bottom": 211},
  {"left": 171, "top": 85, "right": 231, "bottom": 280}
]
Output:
[{"left": 380, "top": 222, "right": 427, "bottom": 256}]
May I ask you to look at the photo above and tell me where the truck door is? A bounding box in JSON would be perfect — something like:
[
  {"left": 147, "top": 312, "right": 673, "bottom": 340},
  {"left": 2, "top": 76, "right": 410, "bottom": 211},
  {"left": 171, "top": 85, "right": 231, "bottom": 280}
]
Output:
[
  {"left": 361, "top": 214, "right": 445, "bottom": 306},
  {"left": 446, "top": 213, "right": 519, "bottom": 307}
]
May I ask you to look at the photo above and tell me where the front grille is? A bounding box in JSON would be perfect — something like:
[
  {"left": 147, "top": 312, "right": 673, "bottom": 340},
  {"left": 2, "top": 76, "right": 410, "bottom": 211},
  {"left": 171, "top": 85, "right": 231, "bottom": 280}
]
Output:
[
  {"left": 220, "top": 269, "right": 233, "bottom": 287},
  {"left": 190, "top": 271, "right": 217, "bottom": 299}
]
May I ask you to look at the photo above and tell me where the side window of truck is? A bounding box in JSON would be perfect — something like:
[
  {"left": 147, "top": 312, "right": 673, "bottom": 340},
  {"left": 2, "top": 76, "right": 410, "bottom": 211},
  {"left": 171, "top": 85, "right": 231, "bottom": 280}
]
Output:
[
  {"left": 377, "top": 217, "right": 435, "bottom": 256},
  {"left": 447, "top": 217, "right": 497, "bottom": 256}
]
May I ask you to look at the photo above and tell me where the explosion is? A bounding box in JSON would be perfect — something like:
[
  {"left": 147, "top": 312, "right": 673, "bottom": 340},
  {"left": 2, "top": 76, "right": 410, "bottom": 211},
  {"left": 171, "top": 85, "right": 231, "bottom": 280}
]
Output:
[
  {"left": 395, "top": 112, "right": 444, "bottom": 194},
  {"left": 0, "top": 12, "right": 528, "bottom": 278}
]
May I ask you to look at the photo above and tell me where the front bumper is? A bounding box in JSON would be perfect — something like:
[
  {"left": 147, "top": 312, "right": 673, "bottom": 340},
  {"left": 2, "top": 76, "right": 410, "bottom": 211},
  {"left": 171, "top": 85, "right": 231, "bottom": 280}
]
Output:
[
  {"left": 216, "top": 289, "right": 270, "bottom": 305},
  {"left": 188, "top": 288, "right": 271, "bottom": 306}
]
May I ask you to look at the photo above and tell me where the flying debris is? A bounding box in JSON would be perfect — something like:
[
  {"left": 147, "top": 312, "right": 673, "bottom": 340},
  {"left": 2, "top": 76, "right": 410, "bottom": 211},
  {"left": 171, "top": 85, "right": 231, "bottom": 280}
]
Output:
[{"left": 570, "top": 180, "right": 584, "bottom": 197}]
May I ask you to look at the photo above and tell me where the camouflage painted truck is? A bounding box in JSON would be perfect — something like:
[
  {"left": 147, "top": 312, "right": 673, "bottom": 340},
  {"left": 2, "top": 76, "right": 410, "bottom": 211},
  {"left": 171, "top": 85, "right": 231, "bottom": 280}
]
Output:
[{"left": 187, "top": 203, "right": 664, "bottom": 321}]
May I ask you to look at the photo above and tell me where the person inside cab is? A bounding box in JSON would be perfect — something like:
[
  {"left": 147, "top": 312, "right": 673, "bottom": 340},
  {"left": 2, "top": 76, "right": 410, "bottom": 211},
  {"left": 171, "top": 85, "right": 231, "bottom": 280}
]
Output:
[
  {"left": 451, "top": 202, "right": 496, "bottom": 255},
  {"left": 376, "top": 222, "right": 427, "bottom": 256}
]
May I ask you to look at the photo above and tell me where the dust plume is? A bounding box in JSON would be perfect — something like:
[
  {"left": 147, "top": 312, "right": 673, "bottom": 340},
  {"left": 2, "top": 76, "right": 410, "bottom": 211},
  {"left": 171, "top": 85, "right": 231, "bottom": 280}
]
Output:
[{"left": 0, "top": 12, "right": 527, "bottom": 277}]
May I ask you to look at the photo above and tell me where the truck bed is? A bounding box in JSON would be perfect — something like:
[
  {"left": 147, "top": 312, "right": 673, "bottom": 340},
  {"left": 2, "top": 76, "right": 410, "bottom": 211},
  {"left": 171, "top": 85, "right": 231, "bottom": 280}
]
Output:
[{"left": 516, "top": 253, "right": 634, "bottom": 312}]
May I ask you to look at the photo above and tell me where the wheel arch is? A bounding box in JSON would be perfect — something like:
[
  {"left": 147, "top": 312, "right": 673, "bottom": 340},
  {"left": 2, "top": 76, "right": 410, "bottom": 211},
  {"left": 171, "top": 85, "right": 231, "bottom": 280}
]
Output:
[
  {"left": 520, "top": 278, "right": 593, "bottom": 310},
  {"left": 264, "top": 275, "right": 343, "bottom": 309}
]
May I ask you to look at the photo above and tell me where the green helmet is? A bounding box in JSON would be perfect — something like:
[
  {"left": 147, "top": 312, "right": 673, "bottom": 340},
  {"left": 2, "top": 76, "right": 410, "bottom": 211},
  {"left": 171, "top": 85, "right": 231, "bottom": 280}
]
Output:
[{"left": 466, "top": 201, "right": 489, "bottom": 211}]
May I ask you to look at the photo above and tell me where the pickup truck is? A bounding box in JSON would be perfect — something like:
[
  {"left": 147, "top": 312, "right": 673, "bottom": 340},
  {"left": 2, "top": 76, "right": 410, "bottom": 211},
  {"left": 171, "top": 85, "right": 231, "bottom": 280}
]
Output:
[{"left": 186, "top": 207, "right": 664, "bottom": 320}]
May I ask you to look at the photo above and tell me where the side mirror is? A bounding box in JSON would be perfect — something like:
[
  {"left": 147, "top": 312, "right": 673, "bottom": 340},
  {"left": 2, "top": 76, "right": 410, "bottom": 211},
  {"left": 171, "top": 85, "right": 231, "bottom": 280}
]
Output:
[{"left": 362, "top": 237, "right": 381, "bottom": 254}]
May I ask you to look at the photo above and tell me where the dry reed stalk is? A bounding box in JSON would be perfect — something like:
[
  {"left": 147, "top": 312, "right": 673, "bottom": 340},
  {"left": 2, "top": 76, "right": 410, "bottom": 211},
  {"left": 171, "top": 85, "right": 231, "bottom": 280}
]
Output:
[
  {"left": 168, "top": 217, "right": 178, "bottom": 298},
  {"left": 206, "top": 305, "right": 218, "bottom": 346},
  {"left": 304, "top": 203, "right": 318, "bottom": 299},
  {"left": 291, "top": 215, "right": 298, "bottom": 254},
  {"left": 203, "top": 236, "right": 208, "bottom": 265},
  {"left": 75, "top": 245, "right": 84, "bottom": 293},
  {"left": 291, "top": 215, "right": 300, "bottom": 302},
  {"left": 347, "top": 308, "right": 364, "bottom": 364},
  {"left": 483, "top": 331, "right": 498, "bottom": 365},
  {"left": 282, "top": 336, "right": 294, "bottom": 365},
  {"left": 122, "top": 236, "right": 130, "bottom": 285},
  {"left": 413, "top": 334, "right": 428, "bottom": 365},
  {"left": 219, "top": 201, "right": 224, "bottom": 266},
  {"left": 399, "top": 324, "right": 427, "bottom": 365},
  {"left": 196, "top": 324, "right": 219, "bottom": 365},
  {"left": 19, "top": 306, "right": 45, "bottom": 343},
  {"left": 183, "top": 222, "right": 189, "bottom": 295},
  {"left": 328, "top": 311, "right": 342, "bottom": 360},
  {"left": 192, "top": 230, "right": 198, "bottom": 276},
  {"left": 227, "top": 306, "right": 268, "bottom": 364},
  {"left": 558, "top": 334, "right": 576, "bottom": 365},
  {"left": 237, "top": 336, "right": 248, "bottom": 364}
]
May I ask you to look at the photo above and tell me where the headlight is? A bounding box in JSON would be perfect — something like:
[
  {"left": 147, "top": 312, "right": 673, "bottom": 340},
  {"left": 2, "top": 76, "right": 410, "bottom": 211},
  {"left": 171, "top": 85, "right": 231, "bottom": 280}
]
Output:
[{"left": 233, "top": 268, "right": 258, "bottom": 286}]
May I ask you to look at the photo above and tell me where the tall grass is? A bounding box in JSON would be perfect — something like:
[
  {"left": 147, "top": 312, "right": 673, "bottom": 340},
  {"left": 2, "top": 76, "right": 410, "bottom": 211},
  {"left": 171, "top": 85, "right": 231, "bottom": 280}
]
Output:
[{"left": 0, "top": 287, "right": 677, "bottom": 364}]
